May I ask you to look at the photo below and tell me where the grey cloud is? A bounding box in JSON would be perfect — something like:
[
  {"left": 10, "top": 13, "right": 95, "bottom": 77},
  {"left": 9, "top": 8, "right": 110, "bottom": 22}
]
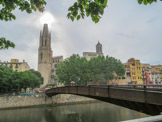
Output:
[{"left": 116, "top": 32, "right": 134, "bottom": 39}]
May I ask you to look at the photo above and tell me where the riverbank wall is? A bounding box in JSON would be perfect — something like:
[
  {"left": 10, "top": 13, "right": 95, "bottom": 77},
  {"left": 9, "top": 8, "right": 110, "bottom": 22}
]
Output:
[{"left": 0, "top": 93, "right": 94, "bottom": 109}]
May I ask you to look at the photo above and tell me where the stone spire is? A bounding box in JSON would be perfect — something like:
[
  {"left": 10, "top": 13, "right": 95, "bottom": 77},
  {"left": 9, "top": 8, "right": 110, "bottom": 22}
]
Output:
[
  {"left": 39, "top": 24, "right": 51, "bottom": 48},
  {"left": 96, "top": 41, "right": 103, "bottom": 55},
  {"left": 42, "top": 24, "right": 49, "bottom": 37}
]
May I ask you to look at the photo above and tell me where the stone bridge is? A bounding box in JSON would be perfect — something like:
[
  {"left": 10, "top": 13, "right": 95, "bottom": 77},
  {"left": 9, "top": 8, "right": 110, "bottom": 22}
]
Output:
[{"left": 46, "top": 85, "right": 162, "bottom": 115}]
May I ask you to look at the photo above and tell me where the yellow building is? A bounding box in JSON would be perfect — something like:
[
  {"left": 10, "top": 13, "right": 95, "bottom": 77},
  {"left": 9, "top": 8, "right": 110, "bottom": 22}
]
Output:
[
  {"left": 0, "top": 59, "right": 30, "bottom": 71},
  {"left": 126, "top": 58, "right": 142, "bottom": 84}
]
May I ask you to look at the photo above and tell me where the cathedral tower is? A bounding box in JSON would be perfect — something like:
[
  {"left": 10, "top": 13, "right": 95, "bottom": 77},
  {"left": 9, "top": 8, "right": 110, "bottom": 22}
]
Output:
[
  {"left": 38, "top": 24, "right": 53, "bottom": 87},
  {"left": 96, "top": 41, "right": 103, "bottom": 56}
]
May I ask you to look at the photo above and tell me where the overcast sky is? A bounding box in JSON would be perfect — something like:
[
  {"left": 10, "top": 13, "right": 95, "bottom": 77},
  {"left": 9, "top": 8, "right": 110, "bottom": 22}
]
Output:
[{"left": 0, "top": 0, "right": 162, "bottom": 70}]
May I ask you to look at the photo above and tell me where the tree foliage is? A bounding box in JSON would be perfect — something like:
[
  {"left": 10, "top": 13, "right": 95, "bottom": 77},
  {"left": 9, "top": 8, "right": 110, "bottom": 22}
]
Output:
[
  {"left": 0, "top": 66, "right": 13, "bottom": 90},
  {"left": 67, "top": 0, "right": 162, "bottom": 23},
  {"left": 56, "top": 54, "right": 125, "bottom": 86},
  {"left": 0, "top": 67, "right": 43, "bottom": 92},
  {"left": 0, "top": 0, "right": 46, "bottom": 21},
  {"left": 0, "top": 37, "right": 15, "bottom": 49},
  {"left": 88, "top": 56, "right": 125, "bottom": 84},
  {"left": 138, "top": 0, "right": 161, "bottom": 5},
  {"left": 67, "top": 0, "right": 107, "bottom": 23},
  {"left": 0, "top": 0, "right": 46, "bottom": 49},
  {"left": 56, "top": 54, "right": 93, "bottom": 86}
]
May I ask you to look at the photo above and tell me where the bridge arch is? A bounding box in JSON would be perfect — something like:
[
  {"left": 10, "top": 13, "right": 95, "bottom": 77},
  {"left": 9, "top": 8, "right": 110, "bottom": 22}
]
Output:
[{"left": 46, "top": 85, "right": 162, "bottom": 115}]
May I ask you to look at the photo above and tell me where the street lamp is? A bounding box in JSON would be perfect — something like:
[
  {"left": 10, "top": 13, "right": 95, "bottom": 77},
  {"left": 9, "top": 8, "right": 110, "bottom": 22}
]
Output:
[{"left": 142, "top": 69, "right": 146, "bottom": 85}]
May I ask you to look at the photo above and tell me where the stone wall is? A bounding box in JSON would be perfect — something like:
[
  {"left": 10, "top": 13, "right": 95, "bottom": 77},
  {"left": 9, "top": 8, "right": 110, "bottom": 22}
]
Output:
[{"left": 0, "top": 93, "right": 94, "bottom": 109}]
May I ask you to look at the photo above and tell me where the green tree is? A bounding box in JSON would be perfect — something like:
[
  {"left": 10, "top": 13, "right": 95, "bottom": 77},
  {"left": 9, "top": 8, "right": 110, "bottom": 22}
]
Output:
[
  {"left": 25, "top": 69, "right": 43, "bottom": 88},
  {"left": 89, "top": 56, "right": 121, "bottom": 84},
  {"left": 10, "top": 71, "right": 23, "bottom": 92},
  {"left": 56, "top": 55, "right": 125, "bottom": 86},
  {"left": 56, "top": 54, "right": 93, "bottom": 85},
  {"left": 0, "top": 66, "right": 12, "bottom": 92},
  {"left": 0, "top": 66, "right": 43, "bottom": 92},
  {"left": 12, "top": 69, "right": 43, "bottom": 91}
]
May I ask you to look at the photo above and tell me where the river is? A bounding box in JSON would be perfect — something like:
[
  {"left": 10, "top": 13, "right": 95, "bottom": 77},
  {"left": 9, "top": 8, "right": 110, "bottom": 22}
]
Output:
[{"left": 0, "top": 102, "right": 149, "bottom": 122}]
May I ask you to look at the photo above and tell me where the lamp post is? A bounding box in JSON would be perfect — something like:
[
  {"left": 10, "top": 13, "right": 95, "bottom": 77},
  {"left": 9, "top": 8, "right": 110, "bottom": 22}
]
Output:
[{"left": 142, "top": 69, "right": 146, "bottom": 85}]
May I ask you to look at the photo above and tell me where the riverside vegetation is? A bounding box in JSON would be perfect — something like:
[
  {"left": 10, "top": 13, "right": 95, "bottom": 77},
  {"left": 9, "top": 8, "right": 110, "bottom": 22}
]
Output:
[
  {"left": 56, "top": 55, "right": 125, "bottom": 86},
  {"left": 0, "top": 67, "right": 43, "bottom": 93}
]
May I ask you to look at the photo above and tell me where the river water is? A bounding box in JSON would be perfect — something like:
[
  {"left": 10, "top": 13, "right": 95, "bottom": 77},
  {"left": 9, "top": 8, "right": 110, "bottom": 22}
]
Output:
[{"left": 0, "top": 102, "right": 148, "bottom": 122}]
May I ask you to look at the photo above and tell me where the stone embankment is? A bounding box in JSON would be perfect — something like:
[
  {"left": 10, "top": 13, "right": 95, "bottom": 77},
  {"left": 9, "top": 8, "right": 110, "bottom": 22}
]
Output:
[{"left": 0, "top": 93, "right": 94, "bottom": 109}]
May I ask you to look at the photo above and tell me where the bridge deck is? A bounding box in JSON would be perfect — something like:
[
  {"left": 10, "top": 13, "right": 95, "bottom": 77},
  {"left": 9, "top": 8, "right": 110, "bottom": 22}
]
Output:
[{"left": 46, "top": 85, "right": 162, "bottom": 115}]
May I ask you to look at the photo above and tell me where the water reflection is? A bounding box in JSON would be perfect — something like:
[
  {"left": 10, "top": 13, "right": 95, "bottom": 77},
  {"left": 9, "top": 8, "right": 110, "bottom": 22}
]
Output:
[{"left": 0, "top": 102, "right": 149, "bottom": 122}]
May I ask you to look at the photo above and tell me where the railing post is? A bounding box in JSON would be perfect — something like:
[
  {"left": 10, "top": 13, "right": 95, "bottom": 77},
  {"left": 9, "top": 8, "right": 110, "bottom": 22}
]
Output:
[
  {"left": 68, "top": 86, "right": 70, "bottom": 93},
  {"left": 144, "top": 85, "right": 147, "bottom": 103},
  {"left": 88, "top": 85, "right": 90, "bottom": 96},
  {"left": 76, "top": 86, "right": 78, "bottom": 94},
  {"left": 107, "top": 85, "right": 109, "bottom": 98}
]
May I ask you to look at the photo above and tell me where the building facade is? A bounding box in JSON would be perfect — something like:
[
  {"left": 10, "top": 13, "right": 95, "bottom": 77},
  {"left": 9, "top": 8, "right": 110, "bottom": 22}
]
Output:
[
  {"left": 51, "top": 56, "right": 63, "bottom": 83},
  {"left": 125, "top": 58, "right": 142, "bottom": 84},
  {"left": 0, "top": 59, "right": 30, "bottom": 71},
  {"left": 150, "top": 65, "right": 162, "bottom": 84}
]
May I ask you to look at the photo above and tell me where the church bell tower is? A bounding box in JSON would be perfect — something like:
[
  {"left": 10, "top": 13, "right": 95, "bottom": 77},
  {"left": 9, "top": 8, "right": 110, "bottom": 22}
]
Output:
[
  {"left": 96, "top": 41, "right": 103, "bottom": 56},
  {"left": 38, "top": 24, "right": 52, "bottom": 87}
]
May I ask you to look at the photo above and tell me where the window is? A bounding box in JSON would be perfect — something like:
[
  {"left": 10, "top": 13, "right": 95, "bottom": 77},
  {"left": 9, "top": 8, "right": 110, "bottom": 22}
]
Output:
[
  {"left": 45, "top": 39, "right": 47, "bottom": 46},
  {"left": 122, "top": 77, "right": 125, "bottom": 79},
  {"left": 55, "top": 64, "right": 57, "bottom": 68},
  {"left": 40, "top": 53, "right": 43, "bottom": 61},
  {"left": 15, "top": 64, "right": 18, "bottom": 68}
]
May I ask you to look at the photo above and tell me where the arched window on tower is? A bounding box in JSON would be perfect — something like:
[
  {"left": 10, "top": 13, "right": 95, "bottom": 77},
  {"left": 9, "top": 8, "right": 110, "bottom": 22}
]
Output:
[
  {"left": 40, "top": 53, "right": 43, "bottom": 62},
  {"left": 45, "top": 39, "right": 47, "bottom": 46}
]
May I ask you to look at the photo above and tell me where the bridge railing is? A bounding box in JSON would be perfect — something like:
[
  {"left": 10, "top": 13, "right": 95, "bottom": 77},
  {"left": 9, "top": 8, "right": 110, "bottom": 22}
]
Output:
[
  {"left": 87, "top": 84, "right": 162, "bottom": 90},
  {"left": 46, "top": 85, "right": 162, "bottom": 95}
]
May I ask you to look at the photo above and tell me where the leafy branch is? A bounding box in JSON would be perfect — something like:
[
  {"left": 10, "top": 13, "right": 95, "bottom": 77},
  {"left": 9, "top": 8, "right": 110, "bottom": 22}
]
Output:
[
  {"left": 67, "top": 0, "right": 161, "bottom": 23},
  {"left": 0, "top": 0, "right": 46, "bottom": 49},
  {"left": 0, "top": 38, "right": 15, "bottom": 49}
]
